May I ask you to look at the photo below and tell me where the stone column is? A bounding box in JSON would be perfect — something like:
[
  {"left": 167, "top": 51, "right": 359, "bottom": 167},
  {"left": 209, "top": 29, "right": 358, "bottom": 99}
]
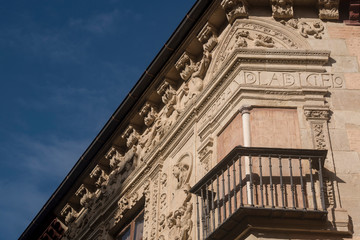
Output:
[{"left": 240, "top": 105, "right": 252, "bottom": 205}]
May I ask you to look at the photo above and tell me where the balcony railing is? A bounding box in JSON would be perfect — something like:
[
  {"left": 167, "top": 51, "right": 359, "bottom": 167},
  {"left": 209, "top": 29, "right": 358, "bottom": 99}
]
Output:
[{"left": 190, "top": 146, "right": 328, "bottom": 240}]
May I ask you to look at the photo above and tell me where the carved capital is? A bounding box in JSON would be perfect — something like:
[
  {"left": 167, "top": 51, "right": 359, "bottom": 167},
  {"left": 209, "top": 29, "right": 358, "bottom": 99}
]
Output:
[
  {"left": 221, "top": 0, "right": 249, "bottom": 24},
  {"left": 271, "top": 0, "right": 294, "bottom": 19},
  {"left": 304, "top": 108, "right": 330, "bottom": 120},
  {"left": 318, "top": 0, "right": 339, "bottom": 20},
  {"left": 239, "top": 105, "right": 252, "bottom": 115},
  {"left": 197, "top": 22, "right": 218, "bottom": 52}
]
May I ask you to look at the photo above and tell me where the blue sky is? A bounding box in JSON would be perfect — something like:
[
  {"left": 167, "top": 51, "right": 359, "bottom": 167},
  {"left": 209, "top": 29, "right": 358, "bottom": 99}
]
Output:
[{"left": 0, "top": 1, "right": 195, "bottom": 239}]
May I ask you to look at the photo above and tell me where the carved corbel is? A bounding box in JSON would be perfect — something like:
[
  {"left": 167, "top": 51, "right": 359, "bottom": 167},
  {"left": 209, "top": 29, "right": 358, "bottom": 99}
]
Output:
[
  {"left": 122, "top": 125, "right": 140, "bottom": 149},
  {"left": 61, "top": 204, "right": 78, "bottom": 225},
  {"left": 221, "top": 0, "right": 249, "bottom": 24},
  {"left": 75, "top": 184, "right": 94, "bottom": 209},
  {"left": 318, "top": 0, "right": 339, "bottom": 20},
  {"left": 105, "top": 146, "right": 123, "bottom": 171},
  {"left": 175, "top": 52, "right": 196, "bottom": 82},
  {"left": 198, "top": 137, "right": 214, "bottom": 172},
  {"left": 270, "top": 0, "right": 294, "bottom": 19},
  {"left": 90, "top": 165, "right": 109, "bottom": 189},
  {"left": 197, "top": 22, "right": 218, "bottom": 52}
]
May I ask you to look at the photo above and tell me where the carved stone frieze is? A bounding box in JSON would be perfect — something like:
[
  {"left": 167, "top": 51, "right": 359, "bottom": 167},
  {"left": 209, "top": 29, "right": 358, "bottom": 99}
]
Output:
[
  {"left": 61, "top": 204, "right": 78, "bottom": 225},
  {"left": 221, "top": 0, "right": 249, "bottom": 24},
  {"left": 75, "top": 184, "right": 94, "bottom": 209},
  {"left": 271, "top": 0, "right": 294, "bottom": 19},
  {"left": 313, "top": 123, "right": 327, "bottom": 149},
  {"left": 318, "top": 0, "right": 339, "bottom": 20},
  {"left": 198, "top": 138, "right": 214, "bottom": 172},
  {"left": 197, "top": 23, "right": 218, "bottom": 52}
]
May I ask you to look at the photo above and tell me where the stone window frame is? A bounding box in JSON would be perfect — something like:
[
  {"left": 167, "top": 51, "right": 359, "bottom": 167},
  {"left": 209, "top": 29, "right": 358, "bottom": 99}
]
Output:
[{"left": 116, "top": 208, "right": 144, "bottom": 240}]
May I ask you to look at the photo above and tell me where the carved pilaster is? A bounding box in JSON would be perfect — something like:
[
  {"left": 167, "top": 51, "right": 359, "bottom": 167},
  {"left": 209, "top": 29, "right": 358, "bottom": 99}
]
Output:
[
  {"left": 221, "top": 0, "right": 249, "bottom": 24},
  {"left": 270, "top": 0, "right": 294, "bottom": 19},
  {"left": 304, "top": 108, "right": 330, "bottom": 150},
  {"left": 197, "top": 23, "right": 218, "bottom": 52},
  {"left": 318, "top": 0, "right": 339, "bottom": 20},
  {"left": 198, "top": 137, "right": 214, "bottom": 172}
]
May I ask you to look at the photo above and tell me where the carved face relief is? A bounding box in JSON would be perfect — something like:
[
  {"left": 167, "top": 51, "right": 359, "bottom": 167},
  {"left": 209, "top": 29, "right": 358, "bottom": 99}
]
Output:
[{"left": 172, "top": 153, "right": 193, "bottom": 190}]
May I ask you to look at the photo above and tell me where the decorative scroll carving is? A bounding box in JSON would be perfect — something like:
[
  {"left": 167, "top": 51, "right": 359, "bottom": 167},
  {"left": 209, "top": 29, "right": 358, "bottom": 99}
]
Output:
[
  {"left": 143, "top": 180, "right": 151, "bottom": 240},
  {"left": 75, "top": 184, "right": 94, "bottom": 209},
  {"left": 281, "top": 19, "right": 325, "bottom": 39},
  {"left": 90, "top": 165, "right": 108, "bottom": 189},
  {"left": 114, "top": 192, "right": 140, "bottom": 224},
  {"left": 61, "top": 204, "right": 78, "bottom": 225},
  {"left": 198, "top": 138, "right": 214, "bottom": 172},
  {"left": 221, "top": 0, "right": 249, "bottom": 24},
  {"left": 318, "top": 0, "right": 339, "bottom": 20},
  {"left": 324, "top": 176, "right": 335, "bottom": 208},
  {"left": 271, "top": 0, "right": 294, "bottom": 19},
  {"left": 313, "top": 123, "right": 327, "bottom": 149},
  {"left": 197, "top": 23, "right": 218, "bottom": 52},
  {"left": 150, "top": 176, "right": 160, "bottom": 240},
  {"left": 167, "top": 184, "right": 193, "bottom": 240},
  {"left": 160, "top": 193, "right": 167, "bottom": 210},
  {"left": 173, "top": 153, "right": 193, "bottom": 190}
]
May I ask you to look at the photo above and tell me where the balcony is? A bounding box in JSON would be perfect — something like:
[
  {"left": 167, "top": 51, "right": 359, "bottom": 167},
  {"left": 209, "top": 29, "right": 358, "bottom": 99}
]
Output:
[{"left": 190, "top": 146, "right": 328, "bottom": 240}]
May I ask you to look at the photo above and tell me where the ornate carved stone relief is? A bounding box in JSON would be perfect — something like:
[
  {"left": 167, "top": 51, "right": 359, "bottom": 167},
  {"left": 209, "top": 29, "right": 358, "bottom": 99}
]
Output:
[
  {"left": 75, "top": 184, "right": 94, "bottom": 209},
  {"left": 197, "top": 23, "right": 218, "bottom": 52},
  {"left": 212, "top": 19, "right": 307, "bottom": 75},
  {"left": 304, "top": 109, "right": 330, "bottom": 120},
  {"left": 113, "top": 192, "right": 141, "bottom": 225},
  {"left": 139, "top": 102, "right": 164, "bottom": 157},
  {"left": 166, "top": 184, "right": 193, "bottom": 240},
  {"left": 198, "top": 138, "right": 214, "bottom": 172},
  {"left": 61, "top": 204, "right": 78, "bottom": 225},
  {"left": 173, "top": 153, "right": 193, "bottom": 190},
  {"left": 221, "top": 0, "right": 249, "bottom": 24},
  {"left": 90, "top": 165, "right": 109, "bottom": 189},
  {"left": 281, "top": 19, "right": 325, "bottom": 39},
  {"left": 318, "top": 0, "right": 339, "bottom": 20},
  {"left": 304, "top": 108, "right": 330, "bottom": 150},
  {"left": 270, "top": 0, "right": 294, "bottom": 19}
]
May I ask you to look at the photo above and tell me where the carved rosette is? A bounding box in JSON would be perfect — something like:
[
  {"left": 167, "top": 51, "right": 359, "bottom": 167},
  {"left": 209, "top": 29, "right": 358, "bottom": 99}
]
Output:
[
  {"left": 198, "top": 138, "right": 214, "bottom": 172},
  {"left": 271, "top": 0, "right": 294, "bottom": 19},
  {"left": 318, "top": 0, "right": 339, "bottom": 20},
  {"left": 197, "top": 22, "right": 218, "bottom": 52},
  {"left": 221, "top": 0, "right": 249, "bottom": 24}
]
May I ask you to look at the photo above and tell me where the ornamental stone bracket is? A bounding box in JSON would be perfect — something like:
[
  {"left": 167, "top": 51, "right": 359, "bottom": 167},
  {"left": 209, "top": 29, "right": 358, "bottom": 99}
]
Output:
[
  {"left": 271, "top": 0, "right": 294, "bottom": 19},
  {"left": 318, "top": 0, "right": 339, "bottom": 20},
  {"left": 221, "top": 0, "right": 249, "bottom": 24},
  {"left": 197, "top": 137, "right": 214, "bottom": 172}
]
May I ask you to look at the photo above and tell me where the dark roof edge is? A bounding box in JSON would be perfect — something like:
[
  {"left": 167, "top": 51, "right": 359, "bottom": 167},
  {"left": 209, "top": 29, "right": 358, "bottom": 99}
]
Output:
[{"left": 19, "top": 0, "right": 211, "bottom": 239}]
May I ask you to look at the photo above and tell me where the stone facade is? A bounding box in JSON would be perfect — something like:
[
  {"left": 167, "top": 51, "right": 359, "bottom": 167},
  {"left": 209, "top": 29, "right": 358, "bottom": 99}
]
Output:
[{"left": 24, "top": 1, "right": 360, "bottom": 240}]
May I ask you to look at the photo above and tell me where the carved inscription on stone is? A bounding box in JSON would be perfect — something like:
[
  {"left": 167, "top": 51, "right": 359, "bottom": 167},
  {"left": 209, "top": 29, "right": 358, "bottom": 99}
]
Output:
[
  {"left": 318, "top": 0, "right": 339, "bottom": 20},
  {"left": 234, "top": 71, "right": 344, "bottom": 88}
]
